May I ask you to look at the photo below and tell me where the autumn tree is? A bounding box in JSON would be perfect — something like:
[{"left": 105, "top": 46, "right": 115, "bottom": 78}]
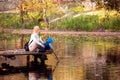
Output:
[{"left": 18, "top": 0, "right": 58, "bottom": 29}]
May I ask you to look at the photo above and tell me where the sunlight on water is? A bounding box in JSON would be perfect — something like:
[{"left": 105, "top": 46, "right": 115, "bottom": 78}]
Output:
[{"left": 0, "top": 34, "right": 119, "bottom": 80}]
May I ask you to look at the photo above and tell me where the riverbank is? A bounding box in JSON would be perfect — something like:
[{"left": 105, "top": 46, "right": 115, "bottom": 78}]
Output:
[
  {"left": 0, "top": 11, "right": 120, "bottom": 31},
  {"left": 1, "top": 28, "right": 120, "bottom": 37}
]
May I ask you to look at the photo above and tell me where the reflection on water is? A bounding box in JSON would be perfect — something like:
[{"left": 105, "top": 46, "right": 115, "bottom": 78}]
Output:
[
  {"left": 0, "top": 62, "right": 52, "bottom": 80},
  {"left": 0, "top": 34, "right": 120, "bottom": 80}
]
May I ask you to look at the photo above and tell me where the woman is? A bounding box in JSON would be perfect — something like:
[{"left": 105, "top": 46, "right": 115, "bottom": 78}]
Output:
[{"left": 28, "top": 26, "right": 45, "bottom": 52}]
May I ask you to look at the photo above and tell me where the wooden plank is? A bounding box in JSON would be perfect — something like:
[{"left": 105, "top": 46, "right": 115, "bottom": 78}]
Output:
[{"left": 0, "top": 49, "right": 53, "bottom": 56}]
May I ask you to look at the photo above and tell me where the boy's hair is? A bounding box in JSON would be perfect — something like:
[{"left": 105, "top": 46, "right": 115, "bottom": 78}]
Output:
[{"left": 38, "top": 18, "right": 44, "bottom": 22}]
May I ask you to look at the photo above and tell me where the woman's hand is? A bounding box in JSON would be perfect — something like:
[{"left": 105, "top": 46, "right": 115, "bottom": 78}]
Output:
[{"left": 42, "top": 45, "right": 45, "bottom": 48}]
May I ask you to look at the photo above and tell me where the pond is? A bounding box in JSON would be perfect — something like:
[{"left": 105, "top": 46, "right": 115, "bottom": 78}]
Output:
[{"left": 0, "top": 33, "right": 119, "bottom": 80}]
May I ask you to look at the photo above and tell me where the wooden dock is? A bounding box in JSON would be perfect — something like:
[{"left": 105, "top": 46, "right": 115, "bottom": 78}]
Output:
[
  {"left": 0, "top": 49, "right": 59, "bottom": 74},
  {"left": 0, "top": 49, "right": 52, "bottom": 56},
  {"left": 0, "top": 49, "right": 59, "bottom": 64}
]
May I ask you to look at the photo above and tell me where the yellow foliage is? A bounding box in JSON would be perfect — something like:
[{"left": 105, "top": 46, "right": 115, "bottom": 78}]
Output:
[
  {"left": 70, "top": 6, "right": 84, "bottom": 12},
  {"left": 41, "top": 22, "right": 46, "bottom": 27}
]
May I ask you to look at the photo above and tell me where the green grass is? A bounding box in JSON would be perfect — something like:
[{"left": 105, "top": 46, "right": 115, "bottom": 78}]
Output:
[
  {"left": 0, "top": 13, "right": 20, "bottom": 28},
  {"left": 0, "top": 11, "right": 120, "bottom": 31},
  {"left": 99, "top": 16, "right": 120, "bottom": 31},
  {"left": 0, "top": 13, "right": 40, "bottom": 29},
  {"left": 51, "top": 15, "right": 120, "bottom": 31}
]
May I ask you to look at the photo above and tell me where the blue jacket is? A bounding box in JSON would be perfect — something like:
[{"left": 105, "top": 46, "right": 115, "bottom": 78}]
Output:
[{"left": 44, "top": 37, "right": 54, "bottom": 50}]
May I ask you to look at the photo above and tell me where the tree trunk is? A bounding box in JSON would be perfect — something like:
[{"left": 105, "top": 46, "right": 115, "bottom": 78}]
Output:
[
  {"left": 19, "top": 0, "right": 24, "bottom": 23},
  {"left": 42, "top": 0, "right": 50, "bottom": 29},
  {"left": 20, "top": 10, "right": 24, "bottom": 23}
]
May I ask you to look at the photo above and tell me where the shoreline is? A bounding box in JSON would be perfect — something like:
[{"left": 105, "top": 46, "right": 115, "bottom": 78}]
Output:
[{"left": 1, "top": 28, "right": 120, "bottom": 37}]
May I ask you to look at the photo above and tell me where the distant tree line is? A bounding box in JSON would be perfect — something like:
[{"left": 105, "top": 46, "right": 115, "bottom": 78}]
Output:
[
  {"left": 104, "top": 0, "right": 120, "bottom": 10},
  {"left": 92, "top": 0, "right": 120, "bottom": 10}
]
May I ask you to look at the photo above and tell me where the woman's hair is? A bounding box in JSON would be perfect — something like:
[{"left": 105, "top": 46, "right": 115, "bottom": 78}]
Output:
[{"left": 33, "top": 26, "right": 40, "bottom": 34}]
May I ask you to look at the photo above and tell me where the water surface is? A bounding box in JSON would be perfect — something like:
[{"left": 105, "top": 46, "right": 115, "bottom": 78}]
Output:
[{"left": 0, "top": 33, "right": 119, "bottom": 80}]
